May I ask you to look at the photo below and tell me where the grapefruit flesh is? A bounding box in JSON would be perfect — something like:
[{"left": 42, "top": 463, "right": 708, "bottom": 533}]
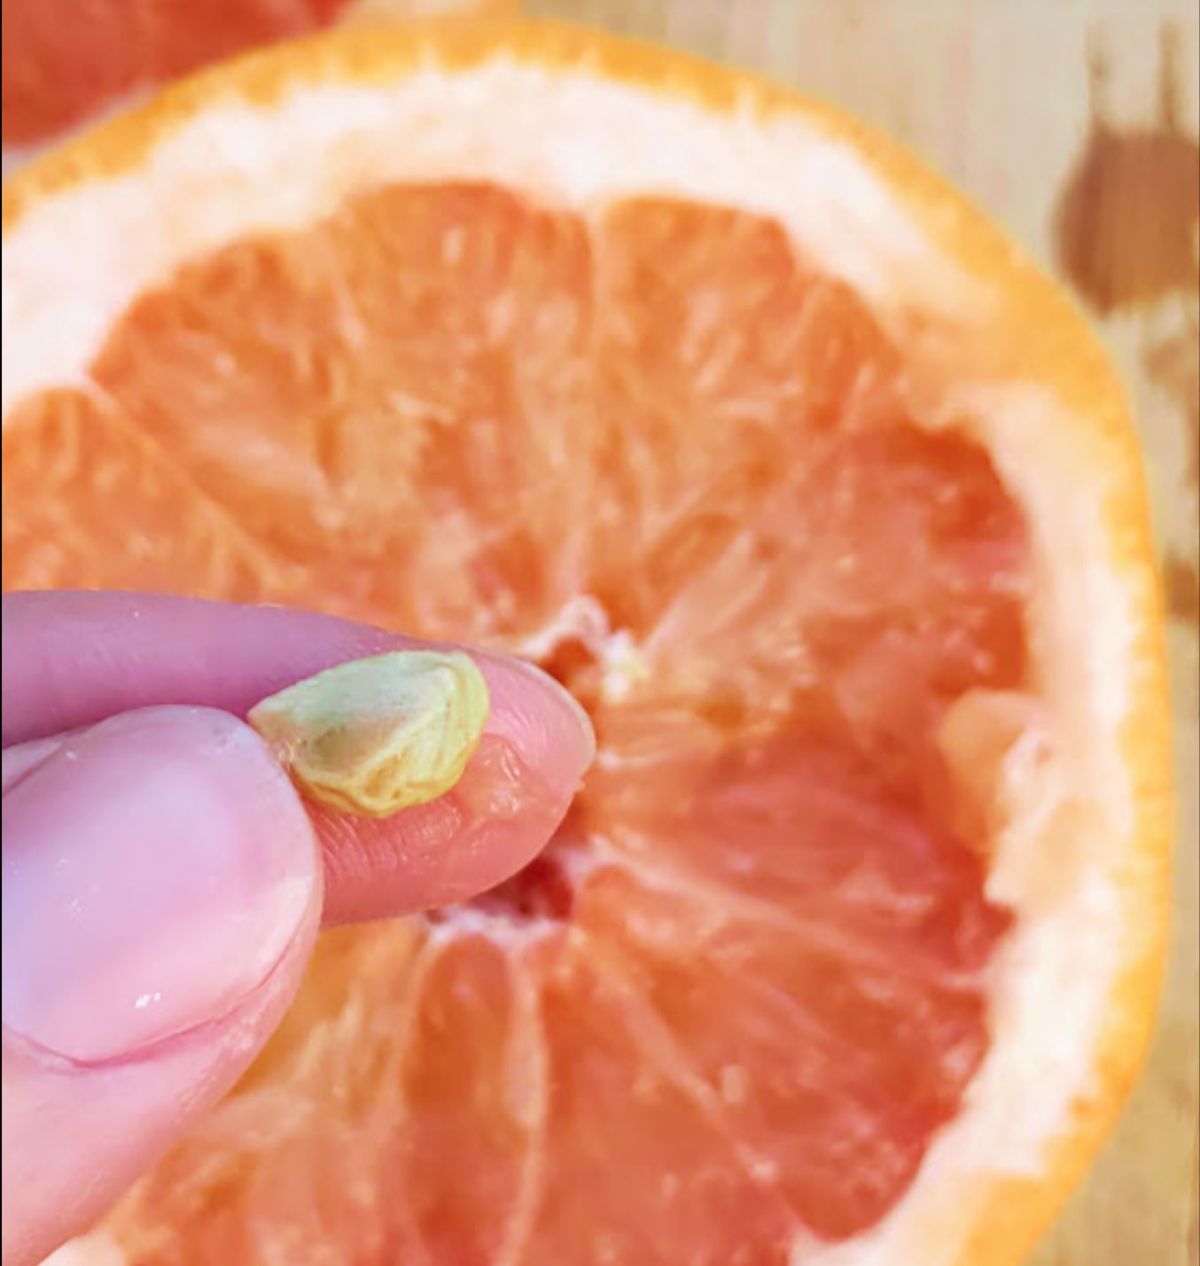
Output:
[
  {"left": 3, "top": 184, "right": 1031, "bottom": 1258},
  {"left": 2, "top": 0, "right": 351, "bottom": 146},
  {"left": 2, "top": 0, "right": 507, "bottom": 151}
]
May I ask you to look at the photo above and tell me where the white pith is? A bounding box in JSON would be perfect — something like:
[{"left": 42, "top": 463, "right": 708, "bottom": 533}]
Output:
[{"left": 3, "top": 54, "right": 1143, "bottom": 1266}]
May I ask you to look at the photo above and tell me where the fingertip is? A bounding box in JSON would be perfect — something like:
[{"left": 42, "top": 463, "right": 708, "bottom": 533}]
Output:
[
  {"left": 475, "top": 651, "right": 595, "bottom": 793},
  {"left": 314, "top": 654, "right": 592, "bottom": 925}
]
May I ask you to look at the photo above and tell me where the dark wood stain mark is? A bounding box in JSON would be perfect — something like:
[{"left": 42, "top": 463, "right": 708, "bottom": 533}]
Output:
[
  {"left": 1054, "top": 23, "right": 1200, "bottom": 637},
  {"left": 1164, "top": 552, "right": 1200, "bottom": 629},
  {"left": 1054, "top": 23, "right": 1199, "bottom": 315}
]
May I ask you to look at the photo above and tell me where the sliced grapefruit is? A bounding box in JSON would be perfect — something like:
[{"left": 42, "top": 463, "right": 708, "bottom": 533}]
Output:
[
  {"left": 1, "top": 19, "right": 1173, "bottom": 1266},
  {"left": 1, "top": 0, "right": 513, "bottom": 161}
]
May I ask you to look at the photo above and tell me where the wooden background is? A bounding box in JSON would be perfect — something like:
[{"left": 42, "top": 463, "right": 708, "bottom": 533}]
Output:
[{"left": 521, "top": 2, "right": 1200, "bottom": 1263}]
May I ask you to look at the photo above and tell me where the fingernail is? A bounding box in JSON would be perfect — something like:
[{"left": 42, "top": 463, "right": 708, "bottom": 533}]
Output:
[
  {"left": 1, "top": 707, "right": 317, "bottom": 1063},
  {"left": 512, "top": 657, "right": 597, "bottom": 762},
  {"left": 478, "top": 652, "right": 596, "bottom": 784}
]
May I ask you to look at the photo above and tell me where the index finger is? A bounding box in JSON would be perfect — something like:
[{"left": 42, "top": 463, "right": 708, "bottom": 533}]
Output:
[{"left": 2, "top": 591, "right": 594, "bottom": 924}]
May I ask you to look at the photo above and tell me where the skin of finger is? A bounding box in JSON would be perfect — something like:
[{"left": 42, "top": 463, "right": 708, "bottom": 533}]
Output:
[
  {"left": 1, "top": 592, "right": 593, "bottom": 922},
  {"left": 3, "top": 591, "right": 413, "bottom": 744},
  {"left": 1, "top": 591, "right": 587, "bottom": 745},
  {"left": 315, "top": 735, "right": 573, "bottom": 923},
  {"left": 0, "top": 897, "right": 321, "bottom": 1266}
]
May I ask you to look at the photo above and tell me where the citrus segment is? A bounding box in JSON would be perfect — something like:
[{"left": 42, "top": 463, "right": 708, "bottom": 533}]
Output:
[
  {"left": 396, "top": 932, "right": 541, "bottom": 1263},
  {"left": 85, "top": 183, "right": 594, "bottom": 639},
  {"left": 0, "top": 386, "right": 289, "bottom": 601},
  {"left": 573, "top": 865, "right": 994, "bottom": 1240},
  {"left": 584, "top": 725, "right": 1010, "bottom": 971},
  {"left": 523, "top": 938, "right": 797, "bottom": 1266}
]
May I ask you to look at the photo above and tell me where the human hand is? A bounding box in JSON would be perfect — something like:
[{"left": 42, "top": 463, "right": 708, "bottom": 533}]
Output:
[{"left": 1, "top": 591, "right": 593, "bottom": 1266}]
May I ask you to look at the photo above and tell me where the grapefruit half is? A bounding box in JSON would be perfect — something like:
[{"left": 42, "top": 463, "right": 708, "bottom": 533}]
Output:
[
  {"left": 1, "top": 0, "right": 513, "bottom": 161},
  {"left": 1, "top": 18, "right": 1173, "bottom": 1266}
]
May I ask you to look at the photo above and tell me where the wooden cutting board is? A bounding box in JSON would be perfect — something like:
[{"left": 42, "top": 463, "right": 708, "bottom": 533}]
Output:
[{"left": 526, "top": 2, "right": 1200, "bottom": 1262}]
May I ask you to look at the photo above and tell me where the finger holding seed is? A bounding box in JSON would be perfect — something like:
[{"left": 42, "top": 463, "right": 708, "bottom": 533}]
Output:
[
  {"left": 3, "top": 593, "right": 596, "bottom": 926},
  {"left": 244, "top": 645, "right": 590, "bottom": 923}
]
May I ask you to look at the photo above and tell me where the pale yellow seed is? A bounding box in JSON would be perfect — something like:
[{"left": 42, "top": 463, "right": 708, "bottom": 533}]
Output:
[{"left": 247, "top": 650, "right": 491, "bottom": 819}]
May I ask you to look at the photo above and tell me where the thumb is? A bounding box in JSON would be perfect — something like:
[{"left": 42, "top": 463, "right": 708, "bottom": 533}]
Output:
[{"left": 1, "top": 707, "right": 322, "bottom": 1266}]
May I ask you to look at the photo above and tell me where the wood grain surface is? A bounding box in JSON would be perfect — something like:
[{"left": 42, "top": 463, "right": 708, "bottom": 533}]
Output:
[{"left": 522, "top": 2, "right": 1200, "bottom": 1262}]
